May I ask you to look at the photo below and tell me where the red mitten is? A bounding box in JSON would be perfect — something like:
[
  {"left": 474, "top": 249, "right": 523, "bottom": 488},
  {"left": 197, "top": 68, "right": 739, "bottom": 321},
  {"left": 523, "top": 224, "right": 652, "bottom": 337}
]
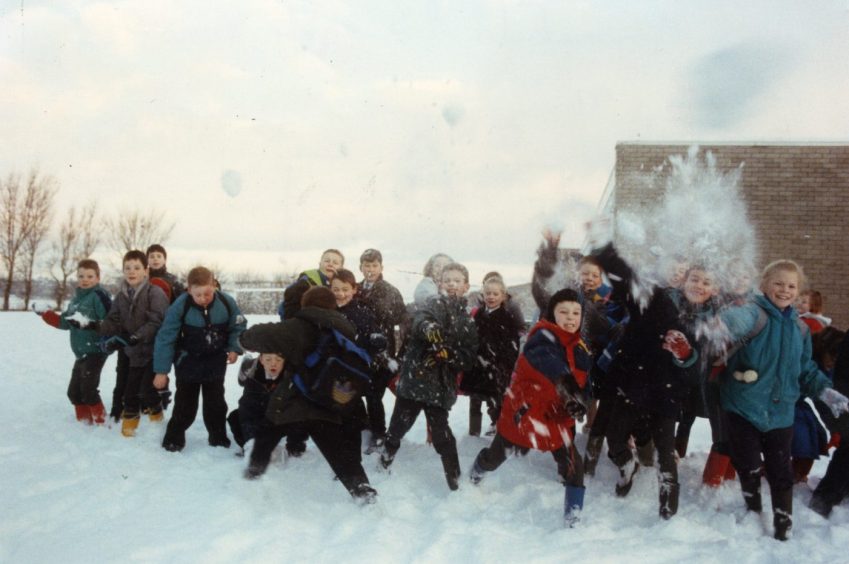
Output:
[
  {"left": 41, "top": 310, "right": 61, "bottom": 328},
  {"left": 662, "top": 330, "right": 692, "bottom": 360}
]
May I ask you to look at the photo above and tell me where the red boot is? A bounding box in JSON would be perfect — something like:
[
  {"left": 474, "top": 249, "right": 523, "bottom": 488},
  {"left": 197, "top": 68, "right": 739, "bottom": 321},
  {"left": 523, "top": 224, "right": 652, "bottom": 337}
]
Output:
[
  {"left": 89, "top": 402, "right": 107, "bottom": 425},
  {"left": 74, "top": 405, "right": 93, "bottom": 425},
  {"left": 702, "top": 450, "right": 731, "bottom": 487},
  {"left": 724, "top": 462, "right": 736, "bottom": 481}
]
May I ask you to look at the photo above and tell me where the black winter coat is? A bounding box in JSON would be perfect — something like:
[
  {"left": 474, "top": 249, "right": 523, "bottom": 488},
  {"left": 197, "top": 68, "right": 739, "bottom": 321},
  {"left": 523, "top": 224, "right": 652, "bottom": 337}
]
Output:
[
  {"left": 460, "top": 305, "right": 521, "bottom": 398},
  {"left": 236, "top": 358, "right": 281, "bottom": 444},
  {"left": 358, "top": 276, "right": 407, "bottom": 358}
]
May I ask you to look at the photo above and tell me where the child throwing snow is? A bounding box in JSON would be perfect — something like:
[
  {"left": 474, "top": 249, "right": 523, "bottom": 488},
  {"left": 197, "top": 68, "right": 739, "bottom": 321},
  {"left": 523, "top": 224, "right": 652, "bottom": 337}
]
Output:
[
  {"left": 153, "top": 266, "right": 246, "bottom": 452},
  {"left": 469, "top": 289, "right": 591, "bottom": 526},
  {"left": 718, "top": 260, "right": 849, "bottom": 540},
  {"left": 37, "top": 259, "right": 112, "bottom": 425},
  {"left": 380, "top": 262, "right": 478, "bottom": 491}
]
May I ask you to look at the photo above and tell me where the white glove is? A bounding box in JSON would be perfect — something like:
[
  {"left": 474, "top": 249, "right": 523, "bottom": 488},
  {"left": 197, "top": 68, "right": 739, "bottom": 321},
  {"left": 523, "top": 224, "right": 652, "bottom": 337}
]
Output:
[{"left": 819, "top": 387, "right": 849, "bottom": 418}]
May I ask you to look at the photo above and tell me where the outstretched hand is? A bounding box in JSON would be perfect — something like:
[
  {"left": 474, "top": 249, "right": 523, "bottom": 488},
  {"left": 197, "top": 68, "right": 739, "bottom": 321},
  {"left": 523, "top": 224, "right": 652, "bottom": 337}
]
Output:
[
  {"left": 662, "top": 330, "right": 692, "bottom": 361},
  {"left": 541, "top": 227, "right": 561, "bottom": 249}
]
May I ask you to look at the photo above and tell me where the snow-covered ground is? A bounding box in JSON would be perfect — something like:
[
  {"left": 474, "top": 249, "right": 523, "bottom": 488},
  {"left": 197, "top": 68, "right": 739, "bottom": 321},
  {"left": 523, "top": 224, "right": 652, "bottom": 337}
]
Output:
[{"left": 2, "top": 312, "right": 846, "bottom": 563}]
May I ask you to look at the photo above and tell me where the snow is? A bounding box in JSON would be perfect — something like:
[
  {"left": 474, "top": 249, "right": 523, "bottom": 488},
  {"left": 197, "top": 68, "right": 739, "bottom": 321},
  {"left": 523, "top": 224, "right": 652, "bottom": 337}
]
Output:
[{"left": 2, "top": 312, "right": 846, "bottom": 563}]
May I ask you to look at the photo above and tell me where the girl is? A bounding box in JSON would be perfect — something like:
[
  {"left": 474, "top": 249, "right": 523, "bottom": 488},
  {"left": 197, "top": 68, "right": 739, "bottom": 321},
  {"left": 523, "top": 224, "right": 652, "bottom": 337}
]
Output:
[
  {"left": 413, "top": 253, "right": 454, "bottom": 307},
  {"left": 469, "top": 289, "right": 591, "bottom": 526},
  {"left": 460, "top": 275, "right": 522, "bottom": 436},
  {"left": 797, "top": 290, "right": 831, "bottom": 334},
  {"left": 719, "top": 260, "right": 848, "bottom": 540}
]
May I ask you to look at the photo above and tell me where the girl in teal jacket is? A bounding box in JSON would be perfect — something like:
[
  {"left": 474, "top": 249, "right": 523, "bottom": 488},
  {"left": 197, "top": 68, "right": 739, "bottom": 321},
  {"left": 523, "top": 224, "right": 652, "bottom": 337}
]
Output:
[{"left": 719, "top": 259, "right": 848, "bottom": 541}]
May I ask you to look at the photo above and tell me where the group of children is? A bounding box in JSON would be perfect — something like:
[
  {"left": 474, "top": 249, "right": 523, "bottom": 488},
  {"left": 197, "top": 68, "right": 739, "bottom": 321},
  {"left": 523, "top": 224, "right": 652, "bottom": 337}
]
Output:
[{"left": 39, "top": 235, "right": 849, "bottom": 538}]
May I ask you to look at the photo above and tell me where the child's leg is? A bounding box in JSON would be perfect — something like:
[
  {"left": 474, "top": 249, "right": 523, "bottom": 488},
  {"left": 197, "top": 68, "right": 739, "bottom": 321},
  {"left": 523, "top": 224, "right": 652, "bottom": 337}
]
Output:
[
  {"left": 111, "top": 349, "right": 130, "bottom": 420},
  {"left": 163, "top": 381, "right": 201, "bottom": 448},
  {"left": 650, "top": 413, "right": 679, "bottom": 518},
  {"left": 423, "top": 405, "right": 460, "bottom": 489},
  {"left": 811, "top": 443, "right": 849, "bottom": 517},
  {"left": 383, "top": 396, "right": 423, "bottom": 458},
  {"left": 726, "top": 411, "right": 766, "bottom": 512},
  {"left": 468, "top": 396, "right": 483, "bottom": 436},
  {"left": 246, "top": 421, "right": 288, "bottom": 477},
  {"left": 605, "top": 397, "right": 641, "bottom": 495},
  {"left": 308, "top": 419, "right": 372, "bottom": 498},
  {"left": 67, "top": 358, "right": 84, "bottom": 406},
  {"left": 473, "top": 432, "right": 514, "bottom": 476},
  {"left": 78, "top": 354, "right": 107, "bottom": 406},
  {"left": 201, "top": 378, "right": 229, "bottom": 446},
  {"left": 761, "top": 425, "right": 794, "bottom": 539},
  {"left": 366, "top": 368, "right": 391, "bottom": 443},
  {"left": 554, "top": 442, "right": 586, "bottom": 524}
]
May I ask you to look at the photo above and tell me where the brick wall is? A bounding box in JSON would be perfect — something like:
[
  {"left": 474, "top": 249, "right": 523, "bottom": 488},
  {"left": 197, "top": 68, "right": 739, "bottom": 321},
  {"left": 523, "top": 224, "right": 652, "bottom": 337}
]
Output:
[{"left": 612, "top": 143, "right": 849, "bottom": 329}]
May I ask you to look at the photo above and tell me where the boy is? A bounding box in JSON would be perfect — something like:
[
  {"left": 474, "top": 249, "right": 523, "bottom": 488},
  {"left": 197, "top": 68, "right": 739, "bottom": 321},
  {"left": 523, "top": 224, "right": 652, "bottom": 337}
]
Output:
[
  {"left": 470, "top": 289, "right": 591, "bottom": 526},
  {"left": 227, "top": 353, "right": 285, "bottom": 453},
  {"left": 279, "top": 248, "right": 344, "bottom": 321},
  {"left": 380, "top": 262, "right": 478, "bottom": 490},
  {"left": 38, "top": 259, "right": 112, "bottom": 424},
  {"left": 100, "top": 250, "right": 170, "bottom": 437},
  {"left": 146, "top": 243, "right": 184, "bottom": 411},
  {"left": 357, "top": 249, "right": 407, "bottom": 452},
  {"left": 153, "top": 266, "right": 246, "bottom": 451}
]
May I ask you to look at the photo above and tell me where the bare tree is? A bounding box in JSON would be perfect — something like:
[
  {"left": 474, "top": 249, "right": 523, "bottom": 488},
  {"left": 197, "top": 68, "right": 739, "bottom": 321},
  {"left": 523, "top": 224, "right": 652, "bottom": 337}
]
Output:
[
  {"left": 104, "top": 208, "right": 175, "bottom": 266},
  {"left": 50, "top": 202, "right": 102, "bottom": 309},
  {"left": 0, "top": 169, "right": 58, "bottom": 310}
]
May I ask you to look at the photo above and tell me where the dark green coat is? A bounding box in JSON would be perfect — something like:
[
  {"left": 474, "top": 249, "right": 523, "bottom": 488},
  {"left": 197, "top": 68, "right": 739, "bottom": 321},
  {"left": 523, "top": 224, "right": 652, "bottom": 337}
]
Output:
[
  {"left": 239, "top": 306, "right": 366, "bottom": 427},
  {"left": 396, "top": 295, "right": 479, "bottom": 410},
  {"left": 59, "top": 284, "right": 111, "bottom": 358}
]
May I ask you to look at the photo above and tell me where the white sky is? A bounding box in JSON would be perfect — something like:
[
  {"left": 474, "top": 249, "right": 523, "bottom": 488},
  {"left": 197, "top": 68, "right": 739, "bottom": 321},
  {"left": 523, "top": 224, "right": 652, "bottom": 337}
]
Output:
[{"left": 2, "top": 0, "right": 848, "bottom": 296}]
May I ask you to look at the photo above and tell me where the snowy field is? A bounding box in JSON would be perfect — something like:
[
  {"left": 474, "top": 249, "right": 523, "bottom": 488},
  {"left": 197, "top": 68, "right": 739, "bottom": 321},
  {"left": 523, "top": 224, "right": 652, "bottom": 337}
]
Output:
[{"left": 2, "top": 312, "right": 846, "bottom": 564}]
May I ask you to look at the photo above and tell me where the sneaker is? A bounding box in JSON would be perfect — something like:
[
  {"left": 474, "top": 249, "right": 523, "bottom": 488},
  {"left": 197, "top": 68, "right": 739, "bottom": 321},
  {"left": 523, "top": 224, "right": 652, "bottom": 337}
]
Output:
[{"left": 615, "top": 459, "right": 639, "bottom": 497}]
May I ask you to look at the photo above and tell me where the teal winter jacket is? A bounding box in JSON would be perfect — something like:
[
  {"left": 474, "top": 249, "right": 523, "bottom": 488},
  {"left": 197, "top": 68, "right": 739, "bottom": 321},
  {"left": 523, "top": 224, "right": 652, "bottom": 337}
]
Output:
[
  {"left": 719, "top": 294, "right": 831, "bottom": 432},
  {"left": 59, "top": 284, "right": 112, "bottom": 358}
]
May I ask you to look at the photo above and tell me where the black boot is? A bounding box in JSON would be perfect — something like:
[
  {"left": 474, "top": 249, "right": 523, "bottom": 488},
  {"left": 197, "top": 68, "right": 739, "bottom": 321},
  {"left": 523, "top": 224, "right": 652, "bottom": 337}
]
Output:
[
  {"left": 584, "top": 435, "right": 604, "bottom": 477},
  {"left": 659, "top": 481, "right": 680, "bottom": 520},
  {"left": 351, "top": 483, "right": 378, "bottom": 505},
  {"left": 442, "top": 452, "right": 461, "bottom": 491},
  {"left": 772, "top": 488, "right": 793, "bottom": 541},
  {"left": 740, "top": 476, "right": 763, "bottom": 513},
  {"left": 615, "top": 458, "right": 639, "bottom": 497}
]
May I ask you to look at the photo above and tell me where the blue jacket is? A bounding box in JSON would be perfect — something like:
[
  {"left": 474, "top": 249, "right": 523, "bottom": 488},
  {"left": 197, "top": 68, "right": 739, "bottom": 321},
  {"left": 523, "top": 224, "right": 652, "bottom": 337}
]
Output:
[
  {"left": 153, "top": 291, "right": 246, "bottom": 375},
  {"left": 720, "top": 294, "right": 831, "bottom": 432}
]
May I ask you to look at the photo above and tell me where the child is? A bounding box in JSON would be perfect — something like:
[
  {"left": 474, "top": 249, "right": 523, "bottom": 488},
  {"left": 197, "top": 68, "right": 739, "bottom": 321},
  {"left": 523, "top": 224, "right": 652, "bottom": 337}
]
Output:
[
  {"left": 99, "top": 250, "right": 170, "bottom": 437},
  {"left": 330, "top": 269, "right": 386, "bottom": 355},
  {"left": 460, "top": 275, "right": 521, "bottom": 436},
  {"left": 380, "top": 262, "right": 479, "bottom": 491},
  {"left": 241, "top": 287, "right": 377, "bottom": 503},
  {"left": 37, "top": 259, "right": 112, "bottom": 424},
  {"left": 153, "top": 266, "right": 246, "bottom": 451},
  {"left": 719, "top": 260, "right": 849, "bottom": 540},
  {"left": 227, "top": 353, "right": 285, "bottom": 453},
  {"left": 146, "top": 244, "right": 185, "bottom": 303},
  {"left": 530, "top": 228, "right": 582, "bottom": 316},
  {"left": 593, "top": 243, "right": 711, "bottom": 520},
  {"left": 469, "top": 289, "right": 591, "bottom": 526},
  {"left": 279, "top": 249, "right": 344, "bottom": 320},
  {"left": 413, "top": 253, "right": 453, "bottom": 307},
  {"left": 797, "top": 290, "right": 831, "bottom": 334},
  {"left": 357, "top": 249, "right": 408, "bottom": 452}
]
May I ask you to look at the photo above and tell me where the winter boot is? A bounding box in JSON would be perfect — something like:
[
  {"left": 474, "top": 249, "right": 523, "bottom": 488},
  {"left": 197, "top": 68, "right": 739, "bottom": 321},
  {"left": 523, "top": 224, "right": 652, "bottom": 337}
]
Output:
[
  {"left": 674, "top": 435, "right": 689, "bottom": 459},
  {"left": 244, "top": 459, "right": 268, "bottom": 480},
  {"left": 741, "top": 479, "right": 763, "bottom": 513},
  {"left": 379, "top": 447, "right": 396, "bottom": 470},
  {"left": 469, "top": 454, "right": 487, "bottom": 485},
  {"left": 209, "top": 433, "right": 232, "bottom": 448},
  {"left": 564, "top": 485, "right": 586, "bottom": 527},
  {"left": 702, "top": 450, "right": 732, "bottom": 487},
  {"left": 147, "top": 405, "right": 164, "bottom": 422},
  {"left": 636, "top": 440, "right": 654, "bottom": 467},
  {"left": 109, "top": 404, "right": 122, "bottom": 423},
  {"left": 615, "top": 458, "right": 639, "bottom": 497},
  {"left": 442, "top": 452, "right": 462, "bottom": 491},
  {"left": 365, "top": 433, "right": 385, "bottom": 455},
  {"left": 285, "top": 441, "right": 307, "bottom": 458},
  {"left": 74, "top": 405, "right": 93, "bottom": 425},
  {"left": 469, "top": 398, "right": 483, "bottom": 437},
  {"left": 724, "top": 462, "right": 737, "bottom": 481},
  {"left": 89, "top": 402, "right": 107, "bottom": 425},
  {"left": 659, "top": 481, "right": 680, "bottom": 520},
  {"left": 583, "top": 435, "right": 604, "bottom": 477},
  {"left": 352, "top": 483, "right": 378, "bottom": 505},
  {"left": 121, "top": 412, "right": 140, "bottom": 437},
  {"left": 771, "top": 488, "right": 793, "bottom": 541}
]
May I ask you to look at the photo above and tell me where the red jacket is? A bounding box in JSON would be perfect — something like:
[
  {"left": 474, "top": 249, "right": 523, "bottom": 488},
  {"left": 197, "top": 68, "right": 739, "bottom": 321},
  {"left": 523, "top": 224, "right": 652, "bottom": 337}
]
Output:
[{"left": 497, "top": 320, "right": 589, "bottom": 451}]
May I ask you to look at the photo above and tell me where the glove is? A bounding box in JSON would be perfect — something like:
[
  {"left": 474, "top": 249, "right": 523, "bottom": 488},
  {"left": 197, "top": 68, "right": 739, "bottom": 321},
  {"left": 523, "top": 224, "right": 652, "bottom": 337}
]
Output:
[
  {"left": 423, "top": 323, "right": 444, "bottom": 345},
  {"left": 40, "top": 310, "right": 61, "bottom": 328},
  {"left": 565, "top": 399, "right": 587, "bottom": 420},
  {"left": 369, "top": 333, "right": 388, "bottom": 354},
  {"left": 99, "top": 335, "right": 129, "bottom": 354},
  {"left": 662, "top": 330, "right": 692, "bottom": 360},
  {"left": 819, "top": 387, "right": 849, "bottom": 418},
  {"left": 423, "top": 348, "right": 450, "bottom": 368}
]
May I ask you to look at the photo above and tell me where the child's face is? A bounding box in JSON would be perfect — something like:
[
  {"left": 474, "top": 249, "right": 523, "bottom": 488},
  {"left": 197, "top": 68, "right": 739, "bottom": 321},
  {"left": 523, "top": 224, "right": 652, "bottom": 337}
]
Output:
[
  {"left": 148, "top": 252, "right": 166, "bottom": 270},
  {"left": 553, "top": 301, "right": 582, "bottom": 333},
  {"left": 123, "top": 259, "right": 147, "bottom": 288},
  {"left": 330, "top": 279, "right": 356, "bottom": 307},
  {"left": 579, "top": 263, "right": 603, "bottom": 293},
  {"left": 431, "top": 256, "right": 452, "bottom": 281},
  {"left": 666, "top": 261, "right": 688, "bottom": 289},
  {"left": 440, "top": 269, "right": 469, "bottom": 298},
  {"left": 483, "top": 283, "right": 506, "bottom": 310},
  {"left": 683, "top": 269, "right": 718, "bottom": 305},
  {"left": 319, "top": 252, "right": 344, "bottom": 280},
  {"left": 77, "top": 268, "right": 99, "bottom": 290},
  {"left": 259, "top": 353, "right": 285, "bottom": 378},
  {"left": 796, "top": 294, "right": 810, "bottom": 314},
  {"left": 359, "top": 260, "right": 383, "bottom": 283},
  {"left": 764, "top": 269, "right": 800, "bottom": 310},
  {"left": 189, "top": 284, "right": 216, "bottom": 307}
]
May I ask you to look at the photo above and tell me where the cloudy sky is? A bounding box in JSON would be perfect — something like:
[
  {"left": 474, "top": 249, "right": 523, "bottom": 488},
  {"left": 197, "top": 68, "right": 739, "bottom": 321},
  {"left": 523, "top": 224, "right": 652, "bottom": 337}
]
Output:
[{"left": 2, "top": 0, "right": 848, "bottom": 296}]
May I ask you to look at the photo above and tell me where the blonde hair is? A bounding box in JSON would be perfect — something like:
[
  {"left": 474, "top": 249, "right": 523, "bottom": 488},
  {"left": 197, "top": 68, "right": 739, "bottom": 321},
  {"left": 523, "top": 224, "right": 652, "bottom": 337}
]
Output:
[
  {"left": 482, "top": 276, "right": 507, "bottom": 294},
  {"left": 759, "top": 259, "right": 806, "bottom": 293}
]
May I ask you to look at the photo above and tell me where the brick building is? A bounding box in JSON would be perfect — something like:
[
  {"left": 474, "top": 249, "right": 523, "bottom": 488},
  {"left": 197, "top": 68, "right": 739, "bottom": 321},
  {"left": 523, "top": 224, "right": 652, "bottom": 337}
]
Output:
[{"left": 598, "top": 142, "right": 849, "bottom": 329}]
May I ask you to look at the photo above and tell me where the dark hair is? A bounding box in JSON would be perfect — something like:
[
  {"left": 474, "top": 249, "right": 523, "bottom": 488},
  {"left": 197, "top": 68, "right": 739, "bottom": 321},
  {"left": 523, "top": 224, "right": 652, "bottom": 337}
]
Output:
[
  {"left": 146, "top": 244, "right": 167, "bottom": 259},
  {"left": 360, "top": 248, "right": 383, "bottom": 264},
  {"left": 812, "top": 326, "right": 845, "bottom": 371},
  {"left": 123, "top": 250, "right": 148, "bottom": 269},
  {"left": 187, "top": 266, "right": 215, "bottom": 287},
  {"left": 301, "top": 286, "right": 337, "bottom": 310},
  {"left": 77, "top": 259, "right": 100, "bottom": 277},
  {"left": 441, "top": 262, "right": 469, "bottom": 283},
  {"left": 545, "top": 288, "right": 581, "bottom": 322},
  {"left": 333, "top": 268, "right": 358, "bottom": 288},
  {"left": 422, "top": 253, "right": 453, "bottom": 278}
]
